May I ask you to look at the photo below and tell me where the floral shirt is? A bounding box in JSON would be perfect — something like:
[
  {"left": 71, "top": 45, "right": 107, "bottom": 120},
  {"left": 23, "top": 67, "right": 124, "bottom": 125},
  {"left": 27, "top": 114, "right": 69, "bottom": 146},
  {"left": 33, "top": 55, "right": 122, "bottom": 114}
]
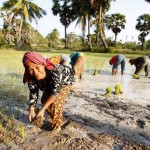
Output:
[{"left": 28, "top": 64, "right": 75, "bottom": 106}]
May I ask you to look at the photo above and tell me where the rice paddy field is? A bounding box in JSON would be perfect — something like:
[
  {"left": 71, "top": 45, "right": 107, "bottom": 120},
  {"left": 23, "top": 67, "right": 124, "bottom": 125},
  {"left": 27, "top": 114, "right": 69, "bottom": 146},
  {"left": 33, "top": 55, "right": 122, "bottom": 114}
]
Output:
[
  {"left": 0, "top": 49, "right": 109, "bottom": 106},
  {"left": 0, "top": 49, "right": 110, "bottom": 146},
  {"left": 0, "top": 49, "right": 150, "bottom": 149}
]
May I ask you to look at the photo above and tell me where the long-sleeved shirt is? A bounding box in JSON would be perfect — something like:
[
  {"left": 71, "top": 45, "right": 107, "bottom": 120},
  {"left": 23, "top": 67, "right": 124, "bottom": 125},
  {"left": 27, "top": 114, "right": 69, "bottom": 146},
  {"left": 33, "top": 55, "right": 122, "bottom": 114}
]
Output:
[
  {"left": 133, "top": 56, "right": 150, "bottom": 75},
  {"left": 28, "top": 64, "right": 75, "bottom": 106}
]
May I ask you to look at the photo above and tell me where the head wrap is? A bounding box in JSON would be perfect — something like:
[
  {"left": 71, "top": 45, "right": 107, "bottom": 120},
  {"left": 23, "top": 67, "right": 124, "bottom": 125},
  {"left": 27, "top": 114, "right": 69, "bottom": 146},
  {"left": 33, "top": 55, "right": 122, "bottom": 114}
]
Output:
[
  {"left": 22, "top": 51, "right": 55, "bottom": 83},
  {"left": 129, "top": 59, "right": 135, "bottom": 65}
]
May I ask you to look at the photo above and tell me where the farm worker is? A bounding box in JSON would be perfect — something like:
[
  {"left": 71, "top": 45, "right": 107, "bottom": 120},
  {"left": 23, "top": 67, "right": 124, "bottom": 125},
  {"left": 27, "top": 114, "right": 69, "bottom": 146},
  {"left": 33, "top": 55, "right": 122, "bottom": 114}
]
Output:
[
  {"left": 109, "top": 54, "right": 126, "bottom": 75},
  {"left": 22, "top": 51, "right": 75, "bottom": 132},
  {"left": 48, "top": 54, "right": 71, "bottom": 67},
  {"left": 129, "top": 56, "right": 150, "bottom": 76},
  {"left": 69, "top": 52, "right": 86, "bottom": 82}
]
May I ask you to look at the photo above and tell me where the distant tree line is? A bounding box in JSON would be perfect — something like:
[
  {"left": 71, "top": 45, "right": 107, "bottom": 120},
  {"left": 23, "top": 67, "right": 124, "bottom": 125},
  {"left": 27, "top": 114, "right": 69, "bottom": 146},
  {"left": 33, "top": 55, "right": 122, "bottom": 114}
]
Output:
[{"left": 0, "top": 0, "right": 150, "bottom": 51}]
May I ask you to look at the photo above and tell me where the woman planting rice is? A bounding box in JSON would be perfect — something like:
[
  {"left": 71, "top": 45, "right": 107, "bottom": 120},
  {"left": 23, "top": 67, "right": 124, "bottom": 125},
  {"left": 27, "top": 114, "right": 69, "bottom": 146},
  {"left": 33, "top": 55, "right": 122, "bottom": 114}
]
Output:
[{"left": 22, "top": 51, "right": 75, "bottom": 132}]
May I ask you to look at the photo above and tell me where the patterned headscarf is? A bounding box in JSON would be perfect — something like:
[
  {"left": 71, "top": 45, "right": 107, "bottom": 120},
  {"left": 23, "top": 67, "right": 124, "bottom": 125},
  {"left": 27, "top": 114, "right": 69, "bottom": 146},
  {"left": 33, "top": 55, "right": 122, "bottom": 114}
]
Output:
[{"left": 22, "top": 51, "right": 55, "bottom": 83}]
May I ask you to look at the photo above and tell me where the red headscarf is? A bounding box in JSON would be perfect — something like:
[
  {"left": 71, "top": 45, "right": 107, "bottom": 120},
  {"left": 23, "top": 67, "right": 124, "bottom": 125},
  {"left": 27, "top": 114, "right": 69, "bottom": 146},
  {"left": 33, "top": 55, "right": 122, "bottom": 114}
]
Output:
[{"left": 22, "top": 51, "right": 55, "bottom": 83}]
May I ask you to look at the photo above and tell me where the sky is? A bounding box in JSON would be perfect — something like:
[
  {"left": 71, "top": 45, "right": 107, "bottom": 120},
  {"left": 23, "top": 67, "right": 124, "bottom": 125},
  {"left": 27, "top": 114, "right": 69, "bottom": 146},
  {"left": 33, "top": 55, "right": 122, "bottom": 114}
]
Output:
[{"left": 0, "top": 0, "right": 150, "bottom": 43}]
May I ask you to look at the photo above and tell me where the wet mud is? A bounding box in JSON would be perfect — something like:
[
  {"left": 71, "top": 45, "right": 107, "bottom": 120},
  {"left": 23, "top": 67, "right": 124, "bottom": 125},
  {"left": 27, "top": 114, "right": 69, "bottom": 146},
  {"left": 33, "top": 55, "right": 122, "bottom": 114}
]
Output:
[{"left": 0, "top": 64, "right": 150, "bottom": 149}]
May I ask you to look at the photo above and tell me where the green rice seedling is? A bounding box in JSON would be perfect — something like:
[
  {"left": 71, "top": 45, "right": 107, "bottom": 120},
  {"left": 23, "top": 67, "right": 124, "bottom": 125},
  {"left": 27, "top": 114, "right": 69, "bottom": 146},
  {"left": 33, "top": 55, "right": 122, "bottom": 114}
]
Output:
[
  {"left": 0, "top": 107, "right": 2, "bottom": 114},
  {"left": 0, "top": 121, "right": 2, "bottom": 129},
  {"left": 132, "top": 74, "right": 140, "bottom": 79},
  {"left": 17, "top": 107, "right": 20, "bottom": 119},
  {"left": 35, "top": 107, "right": 40, "bottom": 114},
  {"left": 5, "top": 135, "right": 11, "bottom": 147},
  {"left": 103, "top": 87, "right": 112, "bottom": 97},
  {"left": 115, "top": 84, "right": 123, "bottom": 95},
  {"left": 85, "top": 54, "right": 107, "bottom": 74},
  {"left": 92, "top": 69, "right": 98, "bottom": 75},
  {"left": 3, "top": 127, "right": 7, "bottom": 138},
  {"left": 11, "top": 115, "right": 15, "bottom": 132},
  {"left": 18, "top": 123, "right": 25, "bottom": 141}
]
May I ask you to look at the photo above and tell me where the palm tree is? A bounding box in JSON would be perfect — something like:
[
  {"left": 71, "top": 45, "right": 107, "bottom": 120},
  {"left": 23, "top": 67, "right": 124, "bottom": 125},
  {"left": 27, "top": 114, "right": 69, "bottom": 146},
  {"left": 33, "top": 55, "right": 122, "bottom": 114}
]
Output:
[
  {"left": 136, "top": 14, "right": 150, "bottom": 50},
  {"left": 1, "top": 0, "right": 47, "bottom": 49},
  {"left": 72, "top": 0, "right": 94, "bottom": 50},
  {"left": 105, "top": 13, "right": 126, "bottom": 44},
  {"left": 90, "top": 0, "right": 115, "bottom": 48},
  {"left": 46, "top": 28, "right": 60, "bottom": 47},
  {"left": 52, "top": 0, "right": 76, "bottom": 48}
]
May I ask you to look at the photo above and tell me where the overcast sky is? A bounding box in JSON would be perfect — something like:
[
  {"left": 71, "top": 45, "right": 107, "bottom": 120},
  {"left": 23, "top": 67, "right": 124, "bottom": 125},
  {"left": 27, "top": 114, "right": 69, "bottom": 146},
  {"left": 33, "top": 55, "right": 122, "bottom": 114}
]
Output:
[{"left": 0, "top": 0, "right": 150, "bottom": 43}]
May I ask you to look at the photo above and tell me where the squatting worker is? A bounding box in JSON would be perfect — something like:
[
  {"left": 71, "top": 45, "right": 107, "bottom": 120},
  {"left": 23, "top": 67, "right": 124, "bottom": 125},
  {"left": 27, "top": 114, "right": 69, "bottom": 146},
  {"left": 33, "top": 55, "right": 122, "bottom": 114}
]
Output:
[
  {"left": 22, "top": 51, "right": 75, "bottom": 131},
  {"left": 109, "top": 54, "right": 126, "bottom": 75},
  {"left": 69, "top": 52, "right": 86, "bottom": 82}
]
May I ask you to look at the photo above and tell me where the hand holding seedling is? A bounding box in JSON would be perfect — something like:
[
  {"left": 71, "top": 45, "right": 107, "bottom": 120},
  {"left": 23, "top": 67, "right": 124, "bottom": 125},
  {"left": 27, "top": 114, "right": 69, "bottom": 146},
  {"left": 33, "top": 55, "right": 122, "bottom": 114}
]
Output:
[
  {"left": 28, "top": 106, "right": 36, "bottom": 122},
  {"left": 37, "top": 108, "right": 45, "bottom": 119},
  {"left": 132, "top": 74, "right": 140, "bottom": 79}
]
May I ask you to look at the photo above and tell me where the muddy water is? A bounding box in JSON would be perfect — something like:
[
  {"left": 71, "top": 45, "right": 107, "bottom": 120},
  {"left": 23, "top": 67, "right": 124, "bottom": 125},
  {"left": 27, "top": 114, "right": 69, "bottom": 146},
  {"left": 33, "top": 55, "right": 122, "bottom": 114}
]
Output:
[{"left": 78, "top": 61, "right": 150, "bottom": 104}]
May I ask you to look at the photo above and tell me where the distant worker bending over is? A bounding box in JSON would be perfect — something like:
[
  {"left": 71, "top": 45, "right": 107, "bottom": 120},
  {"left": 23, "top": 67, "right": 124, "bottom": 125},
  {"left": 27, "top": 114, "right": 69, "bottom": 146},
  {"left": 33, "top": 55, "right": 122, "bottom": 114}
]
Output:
[
  {"left": 129, "top": 56, "right": 150, "bottom": 76},
  {"left": 69, "top": 52, "right": 86, "bottom": 82},
  {"left": 109, "top": 54, "right": 126, "bottom": 75}
]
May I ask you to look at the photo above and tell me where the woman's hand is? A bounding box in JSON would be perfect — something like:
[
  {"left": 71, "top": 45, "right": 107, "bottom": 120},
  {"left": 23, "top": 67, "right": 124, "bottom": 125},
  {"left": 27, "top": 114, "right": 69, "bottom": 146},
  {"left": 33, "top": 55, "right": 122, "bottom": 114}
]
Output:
[
  {"left": 37, "top": 108, "right": 45, "bottom": 118},
  {"left": 28, "top": 106, "right": 36, "bottom": 122},
  {"left": 36, "top": 95, "right": 56, "bottom": 119}
]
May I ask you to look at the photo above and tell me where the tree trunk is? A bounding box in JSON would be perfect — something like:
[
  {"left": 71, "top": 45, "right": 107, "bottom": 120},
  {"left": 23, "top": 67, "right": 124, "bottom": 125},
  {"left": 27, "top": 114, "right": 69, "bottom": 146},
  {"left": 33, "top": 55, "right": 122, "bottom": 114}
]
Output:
[
  {"left": 141, "top": 36, "right": 146, "bottom": 51},
  {"left": 81, "top": 17, "right": 86, "bottom": 46},
  {"left": 88, "top": 14, "right": 92, "bottom": 50},
  {"left": 82, "top": 26, "right": 85, "bottom": 46},
  {"left": 96, "top": 32, "right": 99, "bottom": 47},
  {"left": 17, "top": 17, "right": 23, "bottom": 50},
  {"left": 114, "top": 33, "right": 117, "bottom": 45},
  {"left": 98, "top": 4, "right": 108, "bottom": 48},
  {"left": 64, "top": 25, "right": 67, "bottom": 48}
]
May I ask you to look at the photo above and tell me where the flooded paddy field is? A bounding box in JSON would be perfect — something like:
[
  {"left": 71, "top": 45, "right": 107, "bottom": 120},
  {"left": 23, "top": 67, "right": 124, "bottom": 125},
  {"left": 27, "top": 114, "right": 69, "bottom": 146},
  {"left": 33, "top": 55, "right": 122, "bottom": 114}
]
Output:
[{"left": 0, "top": 51, "right": 150, "bottom": 149}]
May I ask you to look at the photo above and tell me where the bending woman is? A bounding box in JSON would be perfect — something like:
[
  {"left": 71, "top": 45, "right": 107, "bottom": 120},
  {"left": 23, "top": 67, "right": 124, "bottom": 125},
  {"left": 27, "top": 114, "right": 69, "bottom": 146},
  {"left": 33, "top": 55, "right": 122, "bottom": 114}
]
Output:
[
  {"left": 69, "top": 52, "right": 86, "bottom": 81},
  {"left": 129, "top": 56, "right": 150, "bottom": 76},
  {"left": 109, "top": 54, "right": 126, "bottom": 75},
  {"left": 22, "top": 51, "right": 75, "bottom": 131}
]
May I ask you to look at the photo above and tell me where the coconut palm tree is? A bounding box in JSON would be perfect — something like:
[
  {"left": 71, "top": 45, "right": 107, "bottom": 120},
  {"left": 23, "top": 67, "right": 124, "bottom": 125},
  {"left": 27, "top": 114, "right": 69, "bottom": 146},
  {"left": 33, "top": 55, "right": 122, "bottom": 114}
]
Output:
[
  {"left": 52, "top": 0, "right": 76, "bottom": 48},
  {"left": 136, "top": 14, "right": 150, "bottom": 50},
  {"left": 1, "top": 0, "right": 47, "bottom": 49},
  {"left": 90, "top": 0, "right": 115, "bottom": 48},
  {"left": 46, "top": 28, "right": 60, "bottom": 47},
  {"left": 72, "top": 0, "right": 94, "bottom": 50},
  {"left": 105, "top": 13, "right": 126, "bottom": 44}
]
